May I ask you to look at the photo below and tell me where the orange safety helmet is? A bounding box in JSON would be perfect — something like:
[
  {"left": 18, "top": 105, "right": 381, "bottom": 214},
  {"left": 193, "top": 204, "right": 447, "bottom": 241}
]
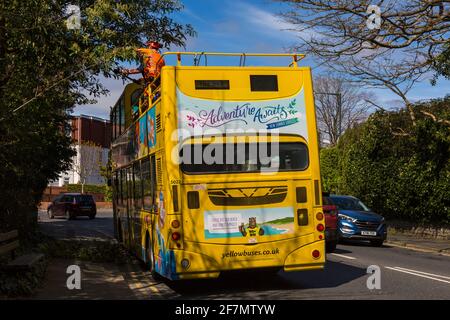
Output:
[{"left": 146, "top": 41, "right": 162, "bottom": 49}]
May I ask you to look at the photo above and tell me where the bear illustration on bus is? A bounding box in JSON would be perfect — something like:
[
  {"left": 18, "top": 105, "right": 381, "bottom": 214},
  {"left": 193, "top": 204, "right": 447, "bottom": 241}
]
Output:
[{"left": 239, "top": 217, "right": 265, "bottom": 237}]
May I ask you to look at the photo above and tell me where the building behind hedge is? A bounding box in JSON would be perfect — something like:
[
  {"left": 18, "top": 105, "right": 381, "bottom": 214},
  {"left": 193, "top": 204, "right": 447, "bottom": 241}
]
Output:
[{"left": 49, "top": 114, "right": 111, "bottom": 187}]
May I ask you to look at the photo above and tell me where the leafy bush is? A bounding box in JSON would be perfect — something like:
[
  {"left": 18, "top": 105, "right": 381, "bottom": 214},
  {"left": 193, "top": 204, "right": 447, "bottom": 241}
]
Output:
[
  {"left": 66, "top": 183, "right": 107, "bottom": 194},
  {"left": 37, "top": 238, "right": 130, "bottom": 265},
  {"left": 320, "top": 97, "right": 450, "bottom": 224}
]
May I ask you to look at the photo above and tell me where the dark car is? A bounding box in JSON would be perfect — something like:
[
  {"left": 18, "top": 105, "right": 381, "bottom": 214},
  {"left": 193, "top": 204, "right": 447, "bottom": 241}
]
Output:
[
  {"left": 331, "top": 195, "right": 386, "bottom": 247},
  {"left": 47, "top": 193, "right": 97, "bottom": 220},
  {"left": 323, "top": 194, "right": 338, "bottom": 252}
]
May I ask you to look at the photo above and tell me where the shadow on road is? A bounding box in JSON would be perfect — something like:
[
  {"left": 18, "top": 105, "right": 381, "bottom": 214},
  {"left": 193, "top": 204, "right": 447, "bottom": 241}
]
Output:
[
  {"left": 165, "top": 260, "right": 367, "bottom": 299},
  {"left": 338, "top": 240, "right": 390, "bottom": 249},
  {"left": 38, "top": 210, "right": 114, "bottom": 240}
]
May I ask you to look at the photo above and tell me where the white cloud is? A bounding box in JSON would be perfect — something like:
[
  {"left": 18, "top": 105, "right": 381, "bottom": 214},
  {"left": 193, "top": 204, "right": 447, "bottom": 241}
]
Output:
[{"left": 73, "top": 76, "right": 129, "bottom": 120}]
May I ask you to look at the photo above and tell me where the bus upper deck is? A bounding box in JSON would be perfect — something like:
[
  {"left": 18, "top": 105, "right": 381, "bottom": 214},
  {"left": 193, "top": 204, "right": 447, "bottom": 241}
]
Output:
[{"left": 110, "top": 52, "right": 325, "bottom": 280}]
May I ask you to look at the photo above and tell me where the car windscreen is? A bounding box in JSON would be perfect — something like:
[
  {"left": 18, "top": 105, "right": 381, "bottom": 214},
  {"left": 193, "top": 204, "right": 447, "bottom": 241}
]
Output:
[
  {"left": 331, "top": 197, "right": 369, "bottom": 211},
  {"left": 323, "top": 196, "right": 334, "bottom": 205},
  {"left": 75, "top": 195, "right": 94, "bottom": 203},
  {"left": 180, "top": 142, "right": 309, "bottom": 174}
]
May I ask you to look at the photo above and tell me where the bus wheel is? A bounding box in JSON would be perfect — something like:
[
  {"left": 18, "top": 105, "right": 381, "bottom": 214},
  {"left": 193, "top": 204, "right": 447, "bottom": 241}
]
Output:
[
  {"left": 145, "top": 234, "right": 163, "bottom": 280},
  {"left": 145, "top": 234, "right": 155, "bottom": 272}
]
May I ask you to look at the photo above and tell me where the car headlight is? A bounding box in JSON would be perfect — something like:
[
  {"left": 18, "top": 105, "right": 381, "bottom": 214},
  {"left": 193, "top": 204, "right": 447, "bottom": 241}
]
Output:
[{"left": 338, "top": 214, "right": 357, "bottom": 223}]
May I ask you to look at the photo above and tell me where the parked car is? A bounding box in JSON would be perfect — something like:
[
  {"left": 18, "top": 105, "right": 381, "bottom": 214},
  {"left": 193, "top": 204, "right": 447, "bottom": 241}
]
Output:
[
  {"left": 330, "top": 195, "right": 386, "bottom": 247},
  {"left": 47, "top": 193, "right": 97, "bottom": 220},
  {"left": 323, "top": 193, "right": 338, "bottom": 252}
]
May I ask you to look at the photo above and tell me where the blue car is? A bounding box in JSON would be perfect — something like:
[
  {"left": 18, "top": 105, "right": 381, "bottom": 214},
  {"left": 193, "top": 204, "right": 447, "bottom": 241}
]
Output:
[{"left": 330, "top": 195, "right": 387, "bottom": 247}]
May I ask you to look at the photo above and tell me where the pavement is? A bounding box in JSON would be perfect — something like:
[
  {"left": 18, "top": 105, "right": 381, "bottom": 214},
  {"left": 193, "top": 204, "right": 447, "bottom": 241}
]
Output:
[
  {"left": 386, "top": 233, "right": 450, "bottom": 256},
  {"left": 34, "top": 209, "right": 450, "bottom": 300}
]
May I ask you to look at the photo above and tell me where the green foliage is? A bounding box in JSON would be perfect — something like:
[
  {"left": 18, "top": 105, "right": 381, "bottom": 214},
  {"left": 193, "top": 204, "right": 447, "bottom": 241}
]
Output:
[
  {"left": 65, "top": 183, "right": 112, "bottom": 201},
  {"left": 0, "top": 1, "right": 194, "bottom": 236},
  {"left": 433, "top": 43, "right": 450, "bottom": 82},
  {"left": 67, "top": 183, "right": 106, "bottom": 194},
  {"left": 320, "top": 97, "right": 450, "bottom": 224},
  {"left": 38, "top": 239, "right": 131, "bottom": 265},
  {"left": 319, "top": 147, "right": 341, "bottom": 193},
  {"left": 0, "top": 259, "right": 48, "bottom": 297}
]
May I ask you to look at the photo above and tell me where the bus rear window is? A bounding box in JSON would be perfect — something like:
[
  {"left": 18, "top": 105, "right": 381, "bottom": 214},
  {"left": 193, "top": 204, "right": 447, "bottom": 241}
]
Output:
[{"left": 180, "top": 142, "right": 308, "bottom": 174}]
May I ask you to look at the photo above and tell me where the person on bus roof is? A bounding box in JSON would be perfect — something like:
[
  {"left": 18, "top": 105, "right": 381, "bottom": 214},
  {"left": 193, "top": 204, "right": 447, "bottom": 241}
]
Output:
[{"left": 121, "top": 41, "right": 165, "bottom": 85}]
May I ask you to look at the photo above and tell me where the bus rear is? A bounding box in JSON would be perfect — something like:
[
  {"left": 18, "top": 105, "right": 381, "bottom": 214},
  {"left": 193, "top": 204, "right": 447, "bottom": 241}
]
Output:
[{"left": 157, "top": 54, "right": 325, "bottom": 279}]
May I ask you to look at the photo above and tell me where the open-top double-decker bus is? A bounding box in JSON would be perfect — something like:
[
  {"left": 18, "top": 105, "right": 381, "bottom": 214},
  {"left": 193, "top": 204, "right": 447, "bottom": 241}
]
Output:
[{"left": 110, "top": 52, "right": 325, "bottom": 280}]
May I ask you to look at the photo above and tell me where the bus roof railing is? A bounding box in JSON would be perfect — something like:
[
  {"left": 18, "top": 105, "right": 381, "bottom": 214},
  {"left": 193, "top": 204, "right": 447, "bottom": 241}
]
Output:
[{"left": 159, "top": 52, "right": 306, "bottom": 68}]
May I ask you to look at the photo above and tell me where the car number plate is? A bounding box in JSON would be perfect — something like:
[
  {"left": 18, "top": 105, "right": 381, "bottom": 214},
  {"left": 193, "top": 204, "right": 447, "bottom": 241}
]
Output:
[{"left": 361, "top": 230, "right": 377, "bottom": 236}]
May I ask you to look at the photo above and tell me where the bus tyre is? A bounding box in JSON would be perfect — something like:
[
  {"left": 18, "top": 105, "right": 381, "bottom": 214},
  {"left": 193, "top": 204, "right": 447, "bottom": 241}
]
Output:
[
  {"left": 48, "top": 209, "right": 54, "bottom": 219},
  {"left": 145, "top": 238, "right": 155, "bottom": 272},
  {"left": 146, "top": 237, "right": 163, "bottom": 280},
  {"left": 370, "top": 239, "right": 384, "bottom": 247}
]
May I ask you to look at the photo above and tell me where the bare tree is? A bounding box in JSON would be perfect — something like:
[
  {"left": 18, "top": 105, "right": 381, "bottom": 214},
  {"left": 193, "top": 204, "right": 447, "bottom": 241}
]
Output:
[
  {"left": 276, "top": 0, "right": 450, "bottom": 126},
  {"left": 73, "top": 141, "right": 103, "bottom": 194},
  {"left": 315, "top": 76, "right": 371, "bottom": 145}
]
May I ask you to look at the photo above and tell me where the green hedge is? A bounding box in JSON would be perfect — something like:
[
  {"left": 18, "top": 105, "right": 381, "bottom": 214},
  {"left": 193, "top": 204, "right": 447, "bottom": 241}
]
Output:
[
  {"left": 320, "top": 97, "right": 450, "bottom": 224},
  {"left": 66, "top": 184, "right": 112, "bottom": 201}
]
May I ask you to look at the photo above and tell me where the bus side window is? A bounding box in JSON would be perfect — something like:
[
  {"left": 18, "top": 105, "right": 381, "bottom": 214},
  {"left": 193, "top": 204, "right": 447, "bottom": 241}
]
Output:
[
  {"left": 121, "top": 168, "right": 127, "bottom": 205},
  {"left": 142, "top": 157, "right": 152, "bottom": 211},
  {"left": 127, "top": 166, "right": 133, "bottom": 208},
  {"left": 133, "top": 161, "right": 142, "bottom": 210},
  {"left": 150, "top": 155, "right": 157, "bottom": 211}
]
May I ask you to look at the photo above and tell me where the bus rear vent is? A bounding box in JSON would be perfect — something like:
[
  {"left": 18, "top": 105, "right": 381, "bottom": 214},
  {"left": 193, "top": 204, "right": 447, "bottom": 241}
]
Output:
[
  {"left": 156, "top": 158, "right": 163, "bottom": 185},
  {"left": 297, "top": 209, "right": 308, "bottom": 226},
  {"left": 187, "top": 191, "right": 200, "bottom": 209},
  {"left": 195, "top": 80, "right": 230, "bottom": 90},
  {"left": 156, "top": 114, "right": 162, "bottom": 132},
  {"left": 250, "top": 75, "right": 278, "bottom": 91}
]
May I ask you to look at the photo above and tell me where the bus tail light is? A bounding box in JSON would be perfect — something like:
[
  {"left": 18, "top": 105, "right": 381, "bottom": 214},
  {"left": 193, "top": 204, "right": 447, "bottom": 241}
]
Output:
[
  {"left": 316, "top": 212, "right": 324, "bottom": 221},
  {"left": 171, "top": 232, "right": 181, "bottom": 241},
  {"left": 312, "top": 250, "right": 321, "bottom": 259},
  {"left": 317, "top": 223, "right": 325, "bottom": 232},
  {"left": 171, "top": 220, "right": 180, "bottom": 228}
]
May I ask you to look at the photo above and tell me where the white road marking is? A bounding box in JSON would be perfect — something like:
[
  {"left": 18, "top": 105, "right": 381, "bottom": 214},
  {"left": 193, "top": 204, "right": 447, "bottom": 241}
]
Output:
[
  {"left": 386, "top": 266, "right": 450, "bottom": 284},
  {"left": 330, "top": 253, "right": 356, "bottom": 260},
  {"left": 390, "top": 266, "right": 450, "bottom": 280}
]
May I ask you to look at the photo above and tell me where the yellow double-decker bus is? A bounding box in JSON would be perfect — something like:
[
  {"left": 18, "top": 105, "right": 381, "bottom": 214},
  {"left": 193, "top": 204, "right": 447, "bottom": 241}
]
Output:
[{"left": 110, "top": 52, "right": 325, "bottom": 280}]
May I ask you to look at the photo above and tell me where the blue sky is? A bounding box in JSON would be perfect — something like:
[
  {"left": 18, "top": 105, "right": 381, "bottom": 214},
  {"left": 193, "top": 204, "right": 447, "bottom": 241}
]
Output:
[{"left": 74, "top": 0, "right": 450, "bottom": 119}]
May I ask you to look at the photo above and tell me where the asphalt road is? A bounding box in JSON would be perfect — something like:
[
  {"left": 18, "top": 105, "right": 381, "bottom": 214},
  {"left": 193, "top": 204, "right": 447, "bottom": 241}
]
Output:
[{"left": 37, "top": 209, "right": 450, "bottom": 299}]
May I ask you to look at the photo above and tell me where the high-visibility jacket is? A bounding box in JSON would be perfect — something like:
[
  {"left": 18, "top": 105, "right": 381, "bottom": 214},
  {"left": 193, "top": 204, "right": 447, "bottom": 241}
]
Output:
[{"left": 136, "top": 48, "right": 165, "bottom": 81}]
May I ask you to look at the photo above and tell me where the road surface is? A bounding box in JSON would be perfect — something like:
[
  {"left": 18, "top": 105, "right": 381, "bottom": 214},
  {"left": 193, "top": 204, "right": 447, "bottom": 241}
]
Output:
[{"left": 37, "top": 209, "right": 450, "bottom": 299}]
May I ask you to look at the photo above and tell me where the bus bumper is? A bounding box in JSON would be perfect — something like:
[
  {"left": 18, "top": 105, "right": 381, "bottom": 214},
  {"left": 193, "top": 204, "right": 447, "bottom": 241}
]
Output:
[{"left": 163, "top": 238, "right": 325, "bottom": 280}]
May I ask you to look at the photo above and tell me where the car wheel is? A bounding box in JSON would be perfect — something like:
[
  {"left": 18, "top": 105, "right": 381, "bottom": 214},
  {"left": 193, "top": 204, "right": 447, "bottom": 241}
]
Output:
[
  {"left": 48, "top": 209, "right": 54, "bottom": 219},
  {"left": 326, "top": 241, "right": 337, "bottom": 253},
  {"left": 89, "top": 214, "right": 96, "bottom": 220},
  {"left": 370, "top": 239, "right": 384, "bottom": 247}
]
